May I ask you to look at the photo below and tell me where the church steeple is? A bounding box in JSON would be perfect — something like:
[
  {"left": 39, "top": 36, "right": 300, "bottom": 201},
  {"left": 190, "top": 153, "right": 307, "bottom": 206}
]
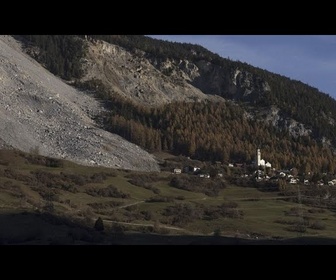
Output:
[{"left": 256, "top": 148, "right": 261, "bottom": 167}]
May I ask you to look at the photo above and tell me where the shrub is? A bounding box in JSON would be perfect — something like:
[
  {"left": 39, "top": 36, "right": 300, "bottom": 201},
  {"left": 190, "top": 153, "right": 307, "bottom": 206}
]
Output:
[
  {"left": 274, "top": 218, "right": 301, "bottom": 225},
  {"left": 45, "top": 157, "right": 64, "bottom": 168},
  {"left": 90, "top": 172, "right": 107, "bottom": 183},
  {"left": 94, "top": 217, "right": 104, "bottom": 232},
  {"left": 86, "top": 185, "right": 130, "bottom": 198},
  {"left": 140, "top": 210, "right": 152, "bottom": 221},
  {"left": 308, "top": 208, "right": 326, "bottom": 214},
  {"left": 146, "top": 196, "right": 174, "bottom": 203},
  {"left": 287, "top": 224, "right": 307, "bottom": 233},
  {"left": 169, "top": 176, "right": 226, "bottom": 197},
  {"left": 204, "top": 202, "right": 244, "bottom": 220},
  {"left": 162, "top": 202, "right": 203, "bottom": 226},
  {"left": 88, "top": 201, "right": 124, "bottom": 210},
  {"left": 284, "top": 207, "right": 301, "bottom": 216},
  {"left": 213, "top": 228, "right": 221, "bottom": 237},
  {"left": 310, "top": 221, "right": 326, "bottom": 230},
  {"left": 221, "top": 201, "right": 238, "bottom": 208}
]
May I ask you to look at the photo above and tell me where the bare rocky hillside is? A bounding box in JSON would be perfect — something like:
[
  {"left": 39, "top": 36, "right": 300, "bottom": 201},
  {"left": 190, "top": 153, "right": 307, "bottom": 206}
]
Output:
[
  {"left": 0, "top": 35, "right": 159, "bottom": 171},
  {"left": 81, "top": 39, "right": 225, "bottom": 106}
]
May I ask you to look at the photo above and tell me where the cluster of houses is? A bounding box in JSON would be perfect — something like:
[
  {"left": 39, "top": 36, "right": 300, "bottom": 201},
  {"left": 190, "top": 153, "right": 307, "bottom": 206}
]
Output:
[
  {"left": 255, "top": 169, "right": 336, "bottom": 186},
  {"left": 172, "top": 163, "right": 308, "bottom": 184},
  {"left": 171, "top": 149, "right": 271, "bottom": 180},
  {"left": 170, "top": 148, "right": 336, "bottom": 187},
  {"left": 254, "top": 169, "right": 300, "bottom": 184}
]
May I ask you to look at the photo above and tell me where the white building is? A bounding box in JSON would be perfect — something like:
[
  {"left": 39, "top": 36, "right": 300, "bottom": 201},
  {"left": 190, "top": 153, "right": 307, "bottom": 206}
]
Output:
[
  {"left": 256, "top": 148, "right": 261, "bottom": 167},
  {"left": 289, "top": 178, "right": 297, "bottom": 184},
  {"left": 255, "top": 148, "right": 271, "bottom": 168},
  {"left": 173, "top": 168, "right": 181, "bottom": 174}
]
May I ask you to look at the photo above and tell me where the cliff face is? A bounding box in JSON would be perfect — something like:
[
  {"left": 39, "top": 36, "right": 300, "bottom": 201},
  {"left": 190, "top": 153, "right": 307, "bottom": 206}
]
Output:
[
  {"left": 0, "top": 35, "right": 159, "bottom": 171},
  {"left": 81, "top": 39, "right": 273, "bottom": 105}
]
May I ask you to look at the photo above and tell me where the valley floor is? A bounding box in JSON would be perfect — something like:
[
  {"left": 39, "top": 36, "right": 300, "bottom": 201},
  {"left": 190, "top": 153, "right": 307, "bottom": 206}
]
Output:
[{"left": 1, "top": 149, "right": 336, "bottom": 245}]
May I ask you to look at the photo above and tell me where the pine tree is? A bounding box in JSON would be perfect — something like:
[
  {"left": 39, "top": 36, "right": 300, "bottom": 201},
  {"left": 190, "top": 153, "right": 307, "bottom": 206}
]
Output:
[{"left": 94, "top": 217, "right": 104, "bottom": 232}]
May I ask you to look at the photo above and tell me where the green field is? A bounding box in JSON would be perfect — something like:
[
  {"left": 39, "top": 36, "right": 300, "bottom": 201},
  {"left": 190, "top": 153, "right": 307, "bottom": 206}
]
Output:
[{"left": 0, "top": 149, "right": 335, "bottom": 244}]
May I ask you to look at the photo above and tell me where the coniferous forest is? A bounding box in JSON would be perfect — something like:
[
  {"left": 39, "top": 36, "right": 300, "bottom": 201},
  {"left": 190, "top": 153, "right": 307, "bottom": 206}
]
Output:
[
  {"left": 18, "top": 35, "right": 86, "bottom": 80},
  {"left": 99, "top": 92, "right": 335, "bottom": 174}
]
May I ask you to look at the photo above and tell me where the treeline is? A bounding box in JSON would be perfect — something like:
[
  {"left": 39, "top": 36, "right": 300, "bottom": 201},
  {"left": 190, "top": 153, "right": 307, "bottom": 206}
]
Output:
[{"left": 17, "top": 35, "right": 86, "bottom": 80}]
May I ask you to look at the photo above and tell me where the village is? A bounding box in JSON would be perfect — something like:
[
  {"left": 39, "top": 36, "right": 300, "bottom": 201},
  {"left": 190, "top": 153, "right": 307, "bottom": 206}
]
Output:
[{"left": 170, "top": 148, "right": 336, "bottom": 187}]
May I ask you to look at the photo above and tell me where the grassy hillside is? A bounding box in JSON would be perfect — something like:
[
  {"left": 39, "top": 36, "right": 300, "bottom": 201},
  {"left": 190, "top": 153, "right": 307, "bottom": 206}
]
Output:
[{"left": 1, "top": 149, "right": 336, "bottom": 244}]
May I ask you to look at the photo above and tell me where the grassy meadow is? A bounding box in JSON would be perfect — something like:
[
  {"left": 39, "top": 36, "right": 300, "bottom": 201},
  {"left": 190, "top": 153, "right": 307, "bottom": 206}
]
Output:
[{"left": 0, "top": 149, "right": 335, "bottom": 244}]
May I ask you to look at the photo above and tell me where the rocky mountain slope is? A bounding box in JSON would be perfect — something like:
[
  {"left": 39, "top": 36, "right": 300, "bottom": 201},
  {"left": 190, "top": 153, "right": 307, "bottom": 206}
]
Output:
[
  {"left": 81, "top": 39, "right": 224, "bottom": 105},
  {"left": 80, "top": 37, "right": 312, "bottom": 138},
  {"left": 0, "top": 35, "right": 159, "bottom": 171},
  {"left": 81, "top": 38, "right": 271, "bottom": 106}
]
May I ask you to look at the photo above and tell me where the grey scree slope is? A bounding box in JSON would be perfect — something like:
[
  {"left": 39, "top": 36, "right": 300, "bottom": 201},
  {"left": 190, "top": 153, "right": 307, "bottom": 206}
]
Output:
[{"left": 0, "top": 35, "right": 159, "bottom": 171}]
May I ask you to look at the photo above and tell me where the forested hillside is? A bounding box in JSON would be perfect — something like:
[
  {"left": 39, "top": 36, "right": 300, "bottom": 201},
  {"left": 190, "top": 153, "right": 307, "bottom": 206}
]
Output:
[
  {"left": 17, "top": 35, "right": 86, "bottom": 80},
  {"left": 16, "top": 35, "right": 336, "bottom": 173},
  {"left": 97, "top": 92, "right": 333, "bottom": 173}
]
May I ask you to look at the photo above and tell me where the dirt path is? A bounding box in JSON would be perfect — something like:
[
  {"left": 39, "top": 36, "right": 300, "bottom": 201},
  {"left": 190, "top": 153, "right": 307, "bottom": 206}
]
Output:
[{"left": 118, "top": 200, "right": 145, "bottom": 209}]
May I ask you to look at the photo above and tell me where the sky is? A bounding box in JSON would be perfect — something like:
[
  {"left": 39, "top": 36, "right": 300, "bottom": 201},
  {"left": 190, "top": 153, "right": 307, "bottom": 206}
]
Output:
[{"left": 148, "top": 35, "right": 336, "bottom": 100}]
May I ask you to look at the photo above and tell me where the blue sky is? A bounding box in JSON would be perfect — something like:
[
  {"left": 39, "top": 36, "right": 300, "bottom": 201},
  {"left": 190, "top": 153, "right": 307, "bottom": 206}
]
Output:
[{"left": 148, "top": 35, "right": 336, "bottom": 100}]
